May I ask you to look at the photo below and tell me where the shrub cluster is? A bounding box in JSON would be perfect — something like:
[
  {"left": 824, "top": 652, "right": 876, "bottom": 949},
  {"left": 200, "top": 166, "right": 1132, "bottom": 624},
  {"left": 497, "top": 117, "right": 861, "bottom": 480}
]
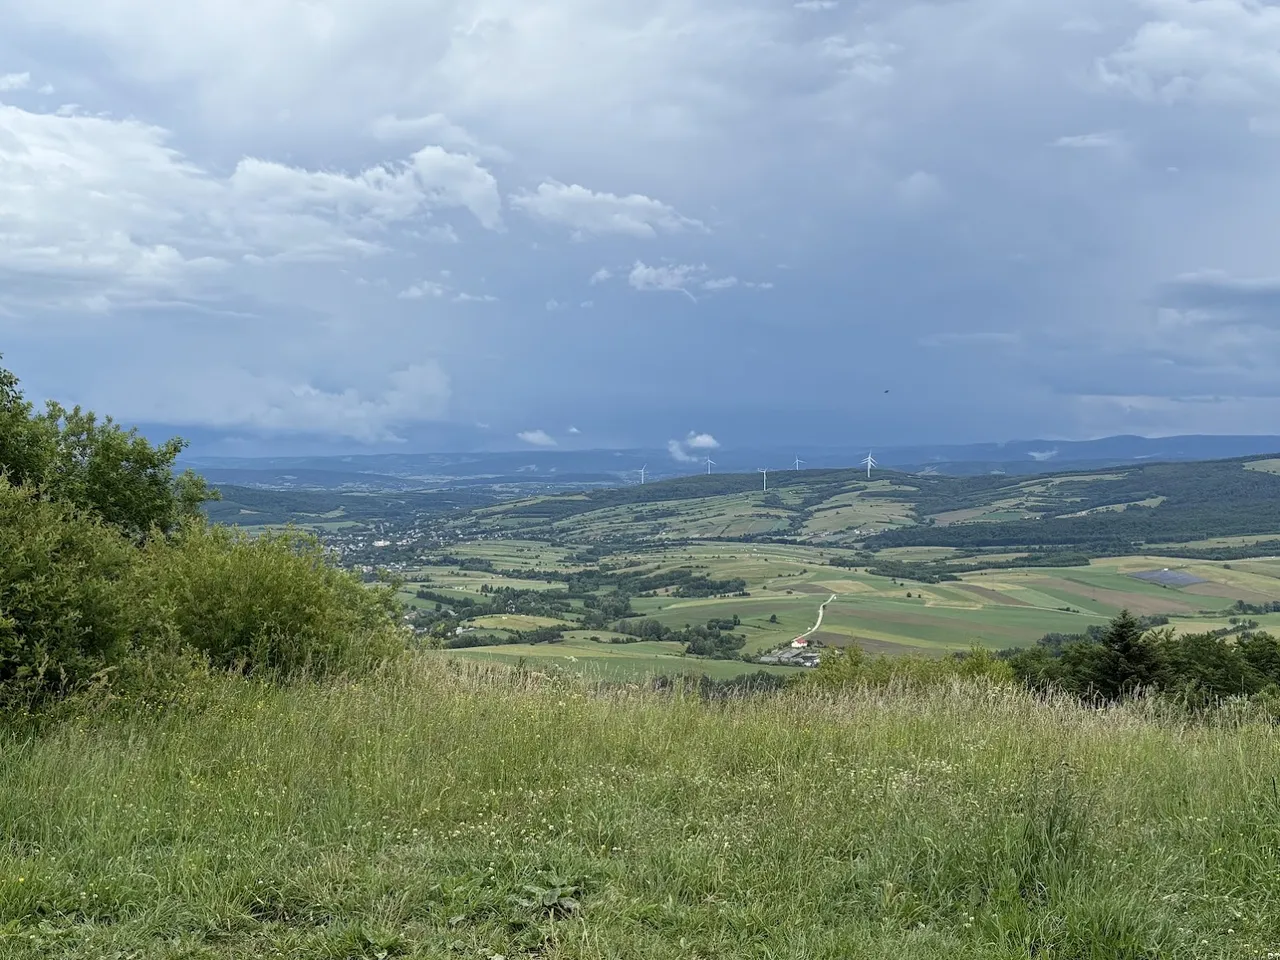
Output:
[
  {"left": 1005, "top": 610, "right": 1280, "bottom": 705},
  {"left": 0, "top": 357, "right": 405, "bottom": 707},
  {"left": 808, "top": 643, "right": 1014, "bottom": 690}
]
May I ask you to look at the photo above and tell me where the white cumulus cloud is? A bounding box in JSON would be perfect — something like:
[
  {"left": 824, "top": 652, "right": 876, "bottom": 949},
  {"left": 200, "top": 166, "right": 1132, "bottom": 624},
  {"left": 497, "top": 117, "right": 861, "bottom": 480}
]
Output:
[
  {"left": 0, "top": 72, "right": 31, "bottom": 91},
  {"left": 628, "top": 260, "right": 705, "bottom": 301},
  {"left": 0, "top": 98, "right": 503, "bottom": 311},
  {"left": 1102, "top": 1, "right": 1280, "bottom": 105},
  {"left": 703, "top": 276, "right": 739, "bottom": 291},
  {"left": 517, "top": 429, "right": 557, "bottom": 447},
  {"left": 511, "top": 181, "right": 705, "bottom": 239},
  {"left": 668, "top": 431, "right": 720, "bottom": 462},
  {"left": 667, "top": 439, "right": 698, "bottom": 462},
  {"left": 398, "top": 281, "right": 447, "bottom": 300}
]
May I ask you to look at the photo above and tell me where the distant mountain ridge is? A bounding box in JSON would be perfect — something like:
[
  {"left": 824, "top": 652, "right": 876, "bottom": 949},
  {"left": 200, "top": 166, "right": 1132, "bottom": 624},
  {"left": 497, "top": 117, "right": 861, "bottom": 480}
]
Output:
[{"left": 181, "top": 434, "right": 1280, "bottom": 491}]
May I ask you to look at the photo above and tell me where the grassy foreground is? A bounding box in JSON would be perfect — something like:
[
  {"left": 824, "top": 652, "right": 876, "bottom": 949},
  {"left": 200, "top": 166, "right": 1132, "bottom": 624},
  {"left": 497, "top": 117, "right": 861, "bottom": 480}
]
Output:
[{"left": 2, "top": 661, "right": 1279, "bottom": 959}]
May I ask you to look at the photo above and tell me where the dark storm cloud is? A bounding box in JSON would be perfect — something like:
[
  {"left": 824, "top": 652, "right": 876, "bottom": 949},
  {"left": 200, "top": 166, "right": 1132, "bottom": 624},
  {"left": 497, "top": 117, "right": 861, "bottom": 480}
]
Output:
[{"left": 3, "top": 0, "right": 1280, "bottom": 448}]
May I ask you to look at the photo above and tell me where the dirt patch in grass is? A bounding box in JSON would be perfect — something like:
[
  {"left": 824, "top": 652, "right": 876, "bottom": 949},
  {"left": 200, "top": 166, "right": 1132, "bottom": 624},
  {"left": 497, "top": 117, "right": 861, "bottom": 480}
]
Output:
[{"left": 954, "top": 584, "right": 1031, "bottom": 607}]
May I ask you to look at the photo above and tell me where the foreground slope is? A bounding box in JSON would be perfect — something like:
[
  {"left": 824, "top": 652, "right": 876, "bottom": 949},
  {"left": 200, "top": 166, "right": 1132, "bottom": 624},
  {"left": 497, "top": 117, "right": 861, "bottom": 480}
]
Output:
[{"left": 3, "top": 662, "right": 1278, "bottom": 959}]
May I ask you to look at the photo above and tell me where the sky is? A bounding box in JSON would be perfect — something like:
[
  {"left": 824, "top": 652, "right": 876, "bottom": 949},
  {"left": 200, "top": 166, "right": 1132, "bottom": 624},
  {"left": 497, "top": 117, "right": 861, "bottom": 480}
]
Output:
[{"left": 4, "top": 0, "right": 1280, "bottom": 457}]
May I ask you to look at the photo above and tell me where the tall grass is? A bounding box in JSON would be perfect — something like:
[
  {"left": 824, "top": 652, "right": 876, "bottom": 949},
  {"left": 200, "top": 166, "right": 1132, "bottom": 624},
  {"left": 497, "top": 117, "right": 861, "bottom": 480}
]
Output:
[{"left": 2, "top": 658, "right": 1279, "bottom": 958}]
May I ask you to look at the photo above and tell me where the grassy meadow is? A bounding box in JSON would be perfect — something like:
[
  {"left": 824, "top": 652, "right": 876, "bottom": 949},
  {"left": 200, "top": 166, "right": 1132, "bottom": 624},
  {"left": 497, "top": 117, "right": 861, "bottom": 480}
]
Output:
[{"left": 3, "top": 660, "right": 1280, "bottom": 959}]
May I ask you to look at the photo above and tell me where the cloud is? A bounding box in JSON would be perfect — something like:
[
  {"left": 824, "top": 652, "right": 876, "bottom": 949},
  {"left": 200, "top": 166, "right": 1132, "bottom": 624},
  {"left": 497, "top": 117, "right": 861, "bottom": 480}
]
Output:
[
  {"left": 545, "top": 298, "right": 563, "bottom": 311},
  {"left": 702, "top": 276, "right": 739, "bottom": 291},
  {"left": 1102, "top": 1, "right": 1280, "bottom": 105},
  {"left": 10, "top": 0, "right": 1280, "bottom": 447},
  {"left": 370, "top": 113, "right": 512, "bottom": 161},
  {"left": 517, "top": 429, "right": 557, "bottom": 447},
  {"left": 668, "top": 431, "right": 719, "bottom": 462},
  {"left": 410, "top": 224, "right": 460, "bottom": 244},
  {"left": 0, "top": 72, "right": 30, "bottom": 91},
  {"left": 795, "top": 0, "right": 838, "bottom": 9},
  {"left": 628, "top": 260, "right": 704, "bottom": 301},
  {"left": 896, "top": 171, "right": 943, "bottom": 207},
  {"left": 399, "top": 278, "right": 495, "bottom": 303},
  {"left": 398, "top": 281, "right": 447, "bottom": 300},
  {"left": 667, "top": 439, "right": 697, "bottom": 462},
  {"left": 589, "top": 267, "right": 613, "bottom": 285},
  {"left": 1159, "top": 271, "right": 1280, "bottom": 322},
  {"left": 511, "top": 181, "right": 705, "bottom": 238},
  {"left": 568, "top": 425, "right": 581, "bottom": 434},
  {"left": 1027, "top": 449, "right": 1059, "bottom": 462},
  {"left": 0, "top": 98, "right": 503, "bottom": 311},
  {"left": 1053, "top": 132, "right": 1122, "bottom": 149},
  {"left": 144, "top": 362, "right": 451, "bottom": 442},
  {"left": 818, "top": 36, "right": 898, "bottom": 84}
]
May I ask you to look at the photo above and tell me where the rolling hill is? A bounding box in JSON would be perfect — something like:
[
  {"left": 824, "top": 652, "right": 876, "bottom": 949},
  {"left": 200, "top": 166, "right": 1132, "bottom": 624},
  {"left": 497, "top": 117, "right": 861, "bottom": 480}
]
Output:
[{"left": 452, "top": 456, "right": 1280, "bottom": 561}]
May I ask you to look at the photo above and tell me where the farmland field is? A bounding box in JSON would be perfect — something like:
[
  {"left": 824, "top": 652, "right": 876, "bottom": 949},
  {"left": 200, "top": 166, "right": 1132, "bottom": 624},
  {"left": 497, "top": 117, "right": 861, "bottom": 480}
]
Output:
[
  {"left": 399, "top": 528, "right": 1280, "bottom": 674},
  {"left": 222, "top": 455, "right": 1280, "bottom": 678}
]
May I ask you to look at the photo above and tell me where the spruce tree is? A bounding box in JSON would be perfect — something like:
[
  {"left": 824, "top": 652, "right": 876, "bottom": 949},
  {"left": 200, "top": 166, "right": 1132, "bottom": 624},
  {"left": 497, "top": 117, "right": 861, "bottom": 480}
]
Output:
[{"left": 1099, "top": 609, "right": 1164, "bottom": 698}]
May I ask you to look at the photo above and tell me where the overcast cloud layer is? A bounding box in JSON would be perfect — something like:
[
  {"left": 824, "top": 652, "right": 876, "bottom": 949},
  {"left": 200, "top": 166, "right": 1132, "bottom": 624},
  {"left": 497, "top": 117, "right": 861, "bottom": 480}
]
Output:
[{"left": 3, "top": 0, "right": 1280, "bottom": 453}]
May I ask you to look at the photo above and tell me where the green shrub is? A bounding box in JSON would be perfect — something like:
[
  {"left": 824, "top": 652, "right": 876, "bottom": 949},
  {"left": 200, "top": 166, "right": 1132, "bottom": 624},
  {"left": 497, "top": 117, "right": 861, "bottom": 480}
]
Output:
[
  {"left": 0, "top": 479, "right": 145, "bottom": 704},
  {"left": 141, "top": 523, "right": 406, "bottom": 678},
  {"left": 1, "top": 355, "right": 212, "bottom": 539},
  {"left": 807, "top": 643, "right": 1014, "bottom": 690}
]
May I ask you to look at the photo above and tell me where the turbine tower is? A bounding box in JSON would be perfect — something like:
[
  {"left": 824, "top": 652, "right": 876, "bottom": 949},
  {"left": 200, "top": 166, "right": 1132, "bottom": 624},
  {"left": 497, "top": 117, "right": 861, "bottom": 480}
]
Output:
[
  {"left": 705, "top": 457, "right": 716, "bottom": 475},
  {"left": 639, "top": 464, "right": 648, "bottom": 485},
  {"left": 758, "top": 467, "right": 769, "bottom": 492},
  {"left": 793, "top": 455, "right": 806, "bottom": 471},
  {"left": 861, "top": 450, "right": 878, "bottom": 479}
]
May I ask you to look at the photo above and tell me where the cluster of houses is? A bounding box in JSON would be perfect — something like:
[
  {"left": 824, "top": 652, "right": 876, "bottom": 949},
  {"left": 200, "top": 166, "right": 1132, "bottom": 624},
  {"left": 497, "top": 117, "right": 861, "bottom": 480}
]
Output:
[{"left": 757, "top": 636, "right": 821, "bottom": 668}]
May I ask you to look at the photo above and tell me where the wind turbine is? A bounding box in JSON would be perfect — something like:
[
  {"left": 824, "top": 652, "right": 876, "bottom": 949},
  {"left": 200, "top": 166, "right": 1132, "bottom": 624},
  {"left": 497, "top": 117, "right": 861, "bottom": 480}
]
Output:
[
  {"left": 639, "top": 464, "right": 648, "bottom": 485},
  {"left": 793, "top": 455, "right": 806, "bottom": 471},
  {"left": 861, "top": 450, "right": 877, "bottom": 479},
  {"left": 758, "top": 467, "right": 769, "bottom": 492},
  {"left": 705, "top": 457, "right": 716, "bottom": 475}
]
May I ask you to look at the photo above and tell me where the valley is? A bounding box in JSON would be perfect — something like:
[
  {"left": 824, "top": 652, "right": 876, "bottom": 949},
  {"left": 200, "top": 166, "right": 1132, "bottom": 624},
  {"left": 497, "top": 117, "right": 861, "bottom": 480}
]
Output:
[{"left": 207, "top": 453, "right": 1280, "bottom": 679}]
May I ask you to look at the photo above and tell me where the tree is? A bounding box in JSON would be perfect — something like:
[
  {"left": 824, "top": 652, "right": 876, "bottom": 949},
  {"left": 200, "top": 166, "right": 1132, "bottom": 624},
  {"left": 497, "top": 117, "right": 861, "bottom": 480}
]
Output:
[
  {"left": 1096, "top": 609, "right": 1165, "bottom": 698},
  {"left": 0, "top": 356, "right": 214, "bottom": 538},
  {"left": 769, "top": 614, "right": 779, "bottom": 624}
]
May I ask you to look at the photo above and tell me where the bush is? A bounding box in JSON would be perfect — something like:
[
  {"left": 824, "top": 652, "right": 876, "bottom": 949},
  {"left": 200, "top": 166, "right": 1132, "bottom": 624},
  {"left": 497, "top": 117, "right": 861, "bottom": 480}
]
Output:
[
  {"left": 1, "top": 357, "right": 407, "bottom": 706},
  {"left": 807, "top": 643, "right": 1014, "bottom": 690},
  {"left": 140, "top": 523, "right": 406, "bottom": 678},
  {"left": 0, "top": 479, "right": 146, "bottom": 705},
  {"left": 1, "top": 357, "right": 212, "bottom": 539}
]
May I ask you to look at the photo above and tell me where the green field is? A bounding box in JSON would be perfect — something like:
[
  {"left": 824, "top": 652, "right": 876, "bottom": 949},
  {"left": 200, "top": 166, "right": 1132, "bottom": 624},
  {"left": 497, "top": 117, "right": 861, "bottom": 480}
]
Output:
[
  {"left": 6, "top": 660, "right": 1280, "bottom": 958},
  {"left": 399, "top": 536, "right": 1280, "bottom": 672},
  {"left": 448, "top": 638, "right": 802, "bottom": 680}
]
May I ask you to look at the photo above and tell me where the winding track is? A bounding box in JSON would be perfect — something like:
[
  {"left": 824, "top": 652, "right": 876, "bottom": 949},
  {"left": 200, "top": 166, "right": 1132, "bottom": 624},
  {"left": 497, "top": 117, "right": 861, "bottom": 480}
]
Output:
[{"left": 799, "top": 593, "right": 838, "bottom": 640}]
